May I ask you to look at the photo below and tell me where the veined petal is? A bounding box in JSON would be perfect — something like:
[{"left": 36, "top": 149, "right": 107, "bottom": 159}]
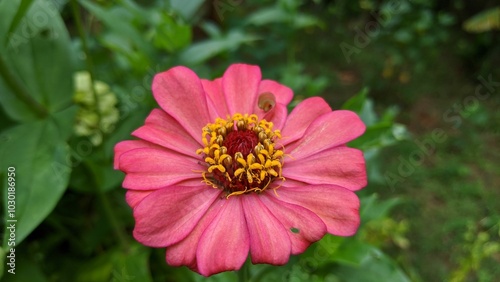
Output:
[
  {"left": 119, "top": 147, "right": 201, "bottom": 190},
  {"left": 125, "top": 190, "right": 154, "bottom": 208},
  {"left": 152, "top": 66, "right": 212, "bottom": 141},
  {"left": 262, "top": 103, "right": 288, "bottom": 131},
  {"left": 280, "top": 97, "right": 331, "bottom": 146},
  {"left": 114, "top": 140, "right": 160, "bottom": 169},
  {"left": 258, "top": 79, "right": 293, "bottom": 105},
  {"left": 133, "top": 185, "right": 220, "bottom": 247},
  {"left": 288, "top": 110, "right": 366, "bottom": 159},
  {"left": 222, "top": 64, "right": 261, "bottom": 115},
  {"left": 283, "top": 146, "right": 367, "bottom": 191},
  {"left": 132, "top": 109, "right": 201, "bottom": 156},
  {"left": 260, "top": 193, "right": 327, "bottom": 254},
  {"left": 166, "top": 198, "right": 226, "bottom": 270},
  {"left": 276, "top": 185, "right": 360, "bottom": 236},
  {"left": 202, "top": 78, "right": 229, "bottom": 118},
  {"left": 197, "top": 197, "right": 249, "bottom": 276},
  {"left": 242, "top": 194, "right": 291, "bottom": 265}
]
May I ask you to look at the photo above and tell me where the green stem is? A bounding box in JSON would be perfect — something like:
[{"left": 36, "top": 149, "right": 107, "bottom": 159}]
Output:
[
  {"left": 0, "top": 55, "right": 48, "bottom": 118},
  {"left": 96, "top": 188, "right": 130, "bottom": 251},
  {"left": 70, "top": 0, "right": 102, "bottom": 129},
  {"left": 238, "top": 259, "right": 251, "bottom": 282}
]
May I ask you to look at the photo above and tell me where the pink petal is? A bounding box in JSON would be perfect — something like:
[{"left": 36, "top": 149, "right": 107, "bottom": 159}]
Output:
[
  {"left": 283, "top": 146, "right": 367, "bottom": 191},
  {"left": 257, "top": 79, "right": 293, "bottom": 105},
  {"left": 260, "top": 193, "right": 327, "bottom": 254},
  {"left": 276, "top": 185, "right": 360, "bottom": 236},
  {"left": 280, "top": 97, "right": 332, "bottom": 146},
  {"left": 222, "top": 64, "right": 261, "bottom": 115},
  {"left": 132, "top": 109, "right": 201, "bottom": 157},
  {"left": 202, "top": 78, "right": 229, "bottom": 118},
  {"left": 119, "top": 147, "right": 201, "bottom": 190},
  {"left": 242, "top": 194, "right": 291, "bottom": 265},
  {"left": 125, "top": 190, "right": 154, "bottom": 208},
  {"left": 114, "top": 140, "right": 160, "bottom": 169},
  {"left": 152, "top": 66, "right": 212, "bottom": 141},
  {"left": 197, "top": 197, "right": 249, "bottom": 276},
  {"left": 262, "top": 103, "right": 288, "bottom": 131},
  {"left": 166, "top": 197, "right": 226, "bottom": 270},
  {"left": 133, "top": 185, "right": 220, "bottom": 247},
  {"left": 288, "top": 110, "right": 366, "bottom": 160}
]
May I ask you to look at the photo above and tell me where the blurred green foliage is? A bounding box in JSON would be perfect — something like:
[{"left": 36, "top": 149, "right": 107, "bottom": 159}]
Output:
[{"left": 1, "top": 0, "right": 499, "bottom": 281}]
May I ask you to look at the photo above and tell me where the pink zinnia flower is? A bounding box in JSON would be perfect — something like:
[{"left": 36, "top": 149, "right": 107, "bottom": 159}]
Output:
[{"left": 114, "top": 64, "right": 366, "bottom": 276}]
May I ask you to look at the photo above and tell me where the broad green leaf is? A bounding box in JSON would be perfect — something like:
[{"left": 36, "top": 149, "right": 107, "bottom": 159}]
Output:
[
  {"left": 334, "top": 245, "right": 411, "bottom": 282},
  {"left": 4, "top": 0, "right": 35, "bottom": 45},
  {"left": 0, "top": 0, "right": 73, "bottom": 122},
  {"left": 1, "top": 120, "right": 71, "bottom": 247},
  {"left": 463, "top": 7, "right": 500, "bottom": 33},
  {"left": 178, "top": 30, "right": 259, "bottom": 65}
]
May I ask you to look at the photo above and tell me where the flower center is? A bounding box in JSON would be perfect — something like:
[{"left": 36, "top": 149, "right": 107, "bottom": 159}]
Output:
[{"left": 196, "top": 113, "right": 285, "bottom": 197}]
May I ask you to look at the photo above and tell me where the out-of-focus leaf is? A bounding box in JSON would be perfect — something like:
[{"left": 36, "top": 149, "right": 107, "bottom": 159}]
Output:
[
  {"left": 0, "top": 0, "right": 74, "bottom": 122},
  {"left": 360, "top": 194, "right": 402, "bottom": 222},
  {"left": 4, "top": 0, "right": 34, "bottom": 44},
  {"left": 1, "top": 120, "right": 71, "bottom": 246},
  {"left": 246, "top": 7, "right": 289, "bottom": 26},
  {"left": 4, "top": 256, "right": 47, "bottom": 282},
  {"left": 178, "top": 30, "right": 259, "bottom": 65},
  {"left": 246, "top": 6, "right": 322, "bottom": 29},
  {"left": 293, "top": 13, "right": 324, "bottom": 29},
  {"left": 331, "top": 239, "right": 374, "bottom": 266},
  {"left": 170, "top": 0, "right": 204, "bottom": 21},
  {"left": 334, "top": 245, "right": 411, "bottom": 282},
  {"left": 463, "top": 7, "right": 500, "bottom": 33},
  {"left": 342, "top": 87, "right": 369, "bottom": 113},
  {"left": 201, "top": 21, "right": 222, "bottom": 38},
  {"left": 88, "top": 161, "right": 123, "bottom": 192},
  {"left": 75, "top": 244, "right": 152, "bottom": 282},
  {"left": 150, "top": 12, "right": 192, "bottom": 52},
  {"left": 78, "top": 0, "right": 152, "bottom": 67}
]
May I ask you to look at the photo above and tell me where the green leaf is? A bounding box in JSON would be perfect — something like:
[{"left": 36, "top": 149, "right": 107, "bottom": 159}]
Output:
[
  {"left": 463, "top": 7, "right": 500, "bottom": 33},
  {"left": 169, "top": 0, "right": 204, "bottom": 21},
  {"left": 342, "top": 87, "right": 369, "bottom": 112},
  {"left": 334, "top": 245, "right": 411, "bottom": 282},
  {"left": 331, "top": 239, "right": 374, "bottom": 266},
  {"left": 246, "top": 7, "right": 290, "bottom": 26},
  {"left": 151, "top": 12, "right": 192, "bottom": 52},
  {"left": 4, "top": 0, "right": 35, "bottom": 45},
  {"left": 78, "top": 0, "right": 152, "bottom": 60},
  {"left": 0, "top": 0, "right": 73, "bottom": 122},
  {"left": 178, "top": 30, "right": 259, "bottom": 65},
  {"left": 360, "top": 194, "right": 402, "bottom": 222},
  {"left": 1, "top": 120, "right": 71, "bottom": 247},
  {"left": 75, "top": 244, "right": 152, "bottom": 282}
]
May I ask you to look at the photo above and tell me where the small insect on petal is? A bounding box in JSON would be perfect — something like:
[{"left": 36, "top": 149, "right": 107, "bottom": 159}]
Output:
[{"left": 258, "top": 92, "right": 276, "bottom": 112}]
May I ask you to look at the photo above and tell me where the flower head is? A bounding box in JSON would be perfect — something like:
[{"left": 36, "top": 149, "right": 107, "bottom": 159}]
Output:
[{"left": 114, "top": 64, "right": 367, "bottom": 276}]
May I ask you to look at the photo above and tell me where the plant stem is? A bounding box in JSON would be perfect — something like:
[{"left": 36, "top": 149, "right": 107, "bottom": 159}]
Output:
[
  {"left": 0, "top": 55, "right": 48, "bottom": 118},
  {"left": 96, "top": 187, "right": 130, "bottom": 251},
  {"left": 238, "top": 259, "right": 251, "bottom": 282}
]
